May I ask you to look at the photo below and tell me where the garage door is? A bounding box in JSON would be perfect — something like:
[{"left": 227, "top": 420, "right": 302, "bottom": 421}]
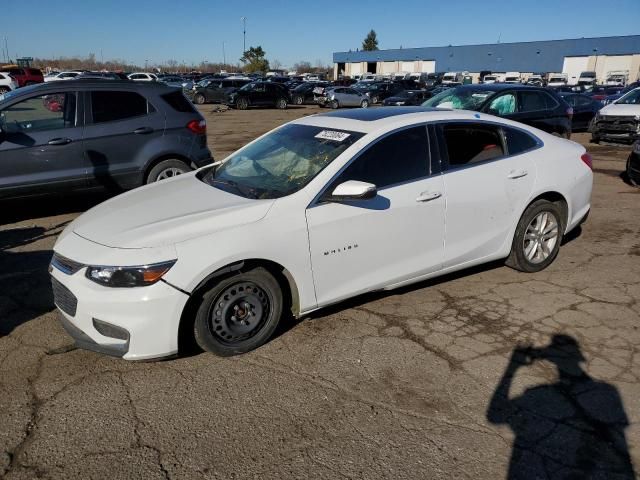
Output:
[
  {"left": 349, "top": 63, "right": 362, "bottom": 75},
  {"left": 602, "top": 55, "right": 632, "bottom": 75},
  {"left": 420, "top": 61, "right": 436, "bottom": 73},
  {"left": 401, "top": 61, "right": 415, "bottom": 73},
  {"left": 562, "top": 57, "right": 589, "bottom": 85}
]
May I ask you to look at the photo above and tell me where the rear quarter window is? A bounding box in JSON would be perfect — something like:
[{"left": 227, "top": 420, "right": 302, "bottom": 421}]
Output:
[{"left": 161, "top": 90, "right": 196, "bottom": 113}]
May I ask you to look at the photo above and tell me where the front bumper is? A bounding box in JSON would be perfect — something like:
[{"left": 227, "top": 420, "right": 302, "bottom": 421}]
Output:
[
  {"left": 50, "top": 265, "right": 189, "bottom": 361},
  {"left": 591, "top": 116, "right": 639, "bottom": 143}
]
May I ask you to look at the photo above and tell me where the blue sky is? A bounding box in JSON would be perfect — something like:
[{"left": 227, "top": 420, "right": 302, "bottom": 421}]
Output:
[{"left": 3, "top": 0, "right": 639, "bottom": 68}]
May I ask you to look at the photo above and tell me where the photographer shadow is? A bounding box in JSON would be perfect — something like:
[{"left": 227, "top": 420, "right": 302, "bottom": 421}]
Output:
[{"left": 487, "top": 334, "right": 635, "bottom": 480}]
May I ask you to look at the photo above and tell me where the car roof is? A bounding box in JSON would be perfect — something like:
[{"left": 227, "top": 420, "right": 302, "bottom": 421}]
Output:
[
  {"left": 453, "top": 84, "right": 543, "bottom": 92},
  {"left": 0, "top": 79, "right": 178, "bottom": 98}
]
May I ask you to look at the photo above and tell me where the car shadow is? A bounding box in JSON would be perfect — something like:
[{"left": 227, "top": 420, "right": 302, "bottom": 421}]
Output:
[
  {"left": 0, "top": 225, "right": 63, "bottom": 337},
  {"left": 487, "top": 334, "right": 635, "bottom": 479},
  {"left": 0, "top": 191, "right": 113, "bottom": 225}
]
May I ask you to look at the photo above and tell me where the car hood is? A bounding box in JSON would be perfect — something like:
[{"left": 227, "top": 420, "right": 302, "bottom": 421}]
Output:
[
  {"left": 600, "top": 104, "right": 640, "bottom": 116},
  {"left": 72, "top": 173, "right": 275, "bottom": 249}
]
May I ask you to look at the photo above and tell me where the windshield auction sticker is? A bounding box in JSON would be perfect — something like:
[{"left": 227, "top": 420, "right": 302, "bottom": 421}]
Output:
[{"left": 315, "top": 130, "right": 351, "bottom": 142}]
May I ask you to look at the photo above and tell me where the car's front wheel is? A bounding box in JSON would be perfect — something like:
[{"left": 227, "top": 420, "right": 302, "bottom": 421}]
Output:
[
  {"left": 194, "top": 267, "right": 283, "bottom": 356},
  {"left": 194, "top": 93, "right": 206, "bottom": 105},
  {"left": 370, "top": 96, "right": 379, "bottom": 104},
  {"left": 275, "top": 98, "right": 287, "bottom": 109},
  {"left": 330, "top": 100, "right": 339, "bottom": 109},
  {"left": 236, "top": 97, "right": 249, "bottom": 110},
  {"left": 360, "top": 99, "right": 369, "bottom": 108},
  {"left": 293, "top": 95, "right": 304, "bottom": 105},
  {"left": 0, "top": 87, "right": 9, "bottom": 94},
  {"left": 506, "top": 200, "right": 563, "bottom": 273},
  {"left": 146, "top": 159, "right": 191, "bottom": 183}
]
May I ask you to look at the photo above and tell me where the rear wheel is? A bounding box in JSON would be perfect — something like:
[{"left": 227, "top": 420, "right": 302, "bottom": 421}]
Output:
[
  {"left": 330, "top": 100, "right": 339, "bottom": 109},
  {"left": 146, "top": 159, "right": 191, "bottom": 184},
  {"left": 506, "top": 200, "right": 563, "bottom": 272},
  {"left": 193, "top": 267, "right": 283, "bottom": 356},
  {"left": 194, "top": 93, "right": 206, "bottom": 105},
  {"left": 370, "top": 95, "right": 379, "bottom": 104},
  {"left": 236, "top": 97, "right": 249, "bottom": 110},
  {"left": 275, "top": 98, "right": 287, "bottom": 109},
  {"left": 360, "top": 99, "right": 370, "bottom": 108},
  {"left": 293, "top": 95, "right": 304, "bottom": 105}
]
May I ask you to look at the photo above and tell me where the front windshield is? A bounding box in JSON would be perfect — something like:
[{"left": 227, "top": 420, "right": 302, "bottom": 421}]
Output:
[
  {"left": 615, "top": 89, "right": 640, "bottom": 105},
  {"left": 423, "top": 87, "right": 496, "bottom": 110},
  {"left": 201, "top": 124, "right": 364, "bottom": 199}
]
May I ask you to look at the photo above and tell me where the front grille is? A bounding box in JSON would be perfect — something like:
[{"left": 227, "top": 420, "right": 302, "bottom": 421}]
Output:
[
  {"left": 51, "top": 253, "right": 84, "bottom": 275},
  {"left": 596, "top": 116, "right": 638, "bottom": 132},
  {"left": 51, "top": 277, "right": 78, "bottom": 317}
]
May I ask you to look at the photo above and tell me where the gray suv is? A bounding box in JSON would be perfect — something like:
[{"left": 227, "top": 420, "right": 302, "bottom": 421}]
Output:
[{"left": 0, "top": 80, "right": 213, "bottom": 199}]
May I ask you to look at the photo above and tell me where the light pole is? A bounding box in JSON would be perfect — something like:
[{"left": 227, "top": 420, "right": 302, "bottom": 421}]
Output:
[
  {"left": 145, "top": 59, "right": 148, "bottom": 71},
  {"left": 593, "top": 48, "right": 599, "bottom": 80},
  {"left": 241, "top": 17, "right": 246, "bottom": 53},
  {"left": 223, "top": 41, "right": 226, "bottom": 67}
]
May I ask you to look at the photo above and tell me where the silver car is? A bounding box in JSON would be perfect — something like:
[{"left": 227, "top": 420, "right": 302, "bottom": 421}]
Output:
[{"left": 315, "top": 86, "right": 370, "bottom": 109}]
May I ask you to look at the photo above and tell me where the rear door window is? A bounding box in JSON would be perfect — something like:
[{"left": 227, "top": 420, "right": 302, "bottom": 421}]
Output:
[
  {"left": 440, "top": 123, "right": 505, "bottom": 167},
  {"left": 518, "top": 91, "right": 548, "bottom": 112},
  {"left": 487, "top": 94, "right": 516, "bottom": 115},
  {"left": 90, "top": 91, "right": 150, "bottom": 123},
  {"left": 503, "top": 127, "right": 539, "bottom": 155}
]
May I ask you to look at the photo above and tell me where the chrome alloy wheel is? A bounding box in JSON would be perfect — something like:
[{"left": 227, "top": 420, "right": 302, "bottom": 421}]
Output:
[
  {"left": 523, "top": 212, "right": 559, "bottom": 264},
  {"left": 156, "top": 167, "right": 185, "bottom": 180}
]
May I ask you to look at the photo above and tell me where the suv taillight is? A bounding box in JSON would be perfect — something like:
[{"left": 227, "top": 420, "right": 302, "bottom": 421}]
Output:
[
  {"left": 580, "top": 153, "right": 593, "bottom": 170},
  {"left": 566, "top": 107, "right": 574, "bottom": 119},
  {"left": 187, "top": 119, "right": 206, "bottom": 134}
]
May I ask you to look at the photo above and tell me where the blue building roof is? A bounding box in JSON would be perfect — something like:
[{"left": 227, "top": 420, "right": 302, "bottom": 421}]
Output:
[{"left": 333, "top": 35, "right": 640, "bottom": 72}]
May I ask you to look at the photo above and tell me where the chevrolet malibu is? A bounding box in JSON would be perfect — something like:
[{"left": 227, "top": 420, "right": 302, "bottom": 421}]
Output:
[{"left": 50, "top": 107, "right": 593, "bottom": 360}]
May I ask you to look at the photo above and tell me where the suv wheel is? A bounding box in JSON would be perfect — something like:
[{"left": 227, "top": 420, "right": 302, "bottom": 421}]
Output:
[
  {"left": 506, "top": 200, "right": 563, "bottom": 273},
  {"left": 293, "top": 95, "right": 303, "bottom": 105},
  {"left": 193, "top": 267, "right": 283, "bottom": 356},
  {"left": 146, "top": 159, "right": 191, "bottom": 184},
  {"left": 236, "top": 97, "right": 249, "bottom": 110},
  {"left": 194, "top": 93, "right": 206, "bottom": 105},
  {"left": 276, "top": 98, "right": 287, "bottom": 109}
]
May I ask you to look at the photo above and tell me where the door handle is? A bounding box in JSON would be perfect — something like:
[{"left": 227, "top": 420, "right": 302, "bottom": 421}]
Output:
[
  {"left": 133, "top": 127, "right": 153, "bottom": 135},
  {"left": 47, "top": 138, "right": 72, "bottom": 145},
  {"left": 416, "top": 191, "right": 442, "bottom": 202},
  {"left": 507, "top": 170, "right": 528, "bottom": 179}
]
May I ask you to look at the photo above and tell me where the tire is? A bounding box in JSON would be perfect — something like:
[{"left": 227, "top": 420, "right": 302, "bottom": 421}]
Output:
[
  {"left": 146, "top": 159, "right": 191, "bottom": 184},
  {"left": 293, "top": 95, "right": 303, "bottom": 105},
  {"left": 276, "top": 98, "right": 287, "bottom": 109},
  {"left": 371, "top": 96, "right": 379, "bottom": 104},
  {"left": 506, "top": 200, "right": 564, "bottom": 273},
  {"left": 236, "top": 97, "right": 249, "bottom": 110},
  {"left": 591, "top": 135, "right": 600, "bottom": 144},
  {"left": 194, "top": 93, "right": 206, "bottom": 105},
  {"left": 360, "top": 99, "right": 369, "bottom": 108},
  {"left": 627, "top": 157, "right": 639, "bottom": 187},
  {"left": 0, "top": 87, "right": 9, "bottom": 94},
  {"left": 330, "top": 100, "right": 339, "bottom": 109},
  {"left": 193, "top": 267, "right": 283, "bottom": 356}
]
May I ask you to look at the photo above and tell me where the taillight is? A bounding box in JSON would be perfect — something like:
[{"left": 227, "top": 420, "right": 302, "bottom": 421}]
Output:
[
  {"left": 580, "top": 153, "right": 593, "bottom": 170},
  {"left": 566, "top": 107, "right": 574, "bottom": 119},
  {"left": 187, "top": 119, "right": 206, "bottom": 134}
]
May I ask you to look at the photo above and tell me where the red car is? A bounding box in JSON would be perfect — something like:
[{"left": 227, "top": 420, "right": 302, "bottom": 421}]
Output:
[{"left": 0, "top": 67, "right": 44, "bottom": 87}]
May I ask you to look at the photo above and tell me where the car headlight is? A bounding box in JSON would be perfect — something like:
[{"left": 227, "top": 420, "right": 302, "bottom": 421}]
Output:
[{"left": 86, "top": 260, "right": 176, "bottom": 288}]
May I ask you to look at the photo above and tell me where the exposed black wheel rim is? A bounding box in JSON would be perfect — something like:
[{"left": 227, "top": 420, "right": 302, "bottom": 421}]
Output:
[{"left": 207, "top": 282, "right": 270, "bottom": 344}]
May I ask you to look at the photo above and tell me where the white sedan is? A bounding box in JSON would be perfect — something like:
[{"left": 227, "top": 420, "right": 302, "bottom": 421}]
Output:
[
  {"left": 127, "top": 72, "right": 157, "bottom": 82},
  {"left": 51, "top": 107, "right": 593, "bottom": 360},
  {"left": 43, "top": 71, "right": 83, "bottom": 82}
]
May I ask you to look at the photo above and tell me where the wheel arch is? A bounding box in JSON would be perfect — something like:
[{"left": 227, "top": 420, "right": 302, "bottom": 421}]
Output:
[
  {"left": 177, "top": 258, "right": 300, "bottom": 354},
  {"left": 525, "top": 191, "right": 569, "bottom": 232}
]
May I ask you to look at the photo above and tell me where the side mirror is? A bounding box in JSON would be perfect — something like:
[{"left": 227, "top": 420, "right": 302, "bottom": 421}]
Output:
[{"left": 324, "top": 180, "right": 377, "bottom": 202}]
